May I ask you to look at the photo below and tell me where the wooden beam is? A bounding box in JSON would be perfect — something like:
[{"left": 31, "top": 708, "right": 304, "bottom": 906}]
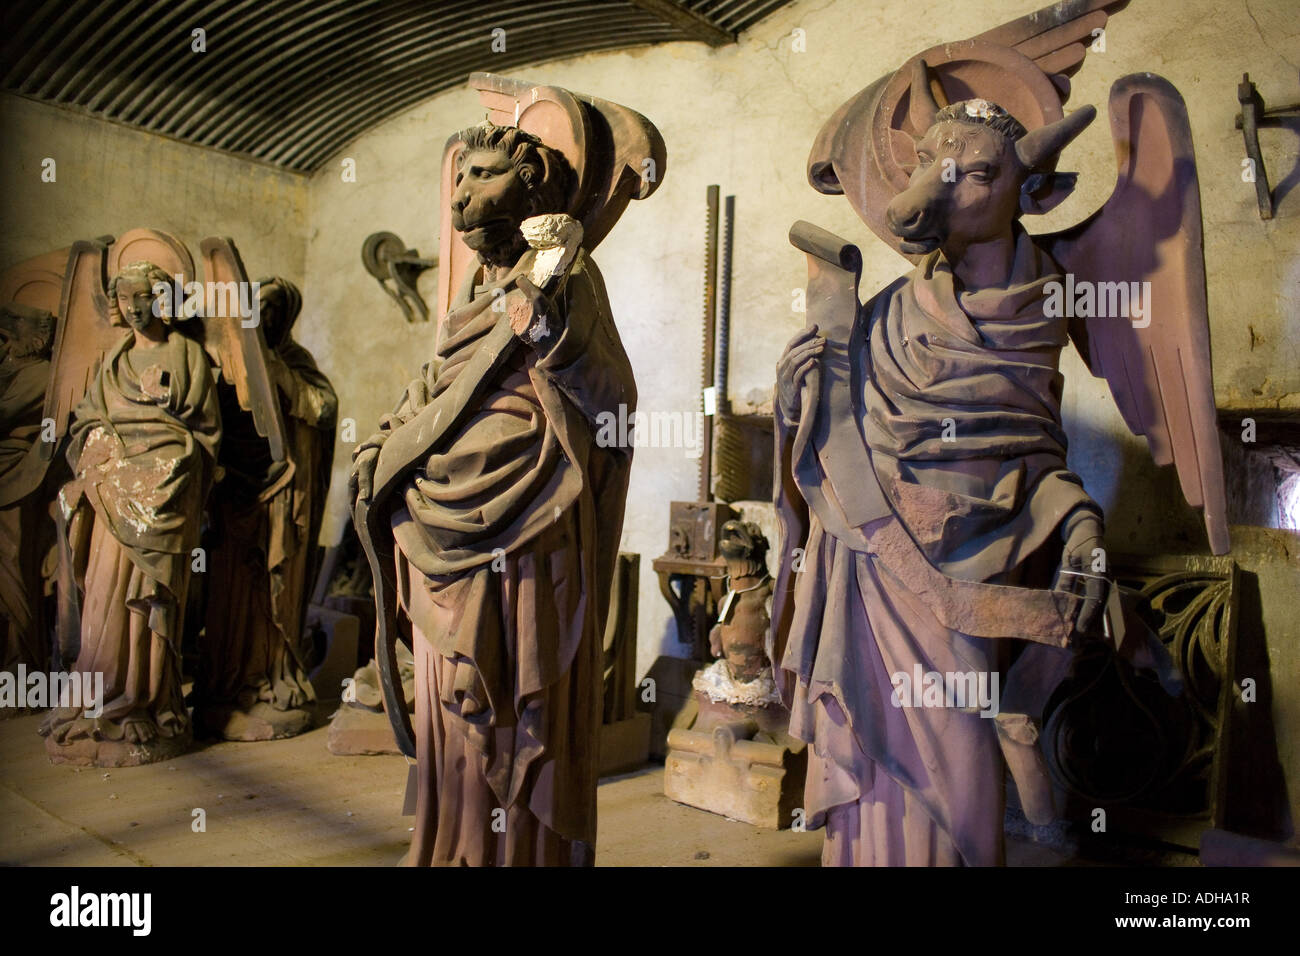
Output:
[{"left": 627, "top": 0, "right": 735, "bottom": 46}]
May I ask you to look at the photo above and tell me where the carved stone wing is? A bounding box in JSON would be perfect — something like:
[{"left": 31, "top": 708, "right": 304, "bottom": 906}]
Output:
[
  {"left": 198, "top": 236, "right": 287, "bottom": 461},
  {"left": 1040, "top": 75, "right": 1228, "bottom": 555},
  {"left": 0, "top": 246, "right": 67, "bottom": 315},
  {"left": 0, "top": 239, "right": 123, "bottom": 509},
  {"left": 806, "top": 0, "right": 1127, "bottom": 260}
]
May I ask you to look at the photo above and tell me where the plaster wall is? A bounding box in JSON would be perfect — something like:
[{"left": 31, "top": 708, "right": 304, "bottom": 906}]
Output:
[{"left": 0, "top": 94, "right": 309, "bottom": 282}]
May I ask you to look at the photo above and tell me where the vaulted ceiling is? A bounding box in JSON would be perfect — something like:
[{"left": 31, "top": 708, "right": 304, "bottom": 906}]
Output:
[{"left": 1, "top": 0, "right": 793, "bottom": 173}]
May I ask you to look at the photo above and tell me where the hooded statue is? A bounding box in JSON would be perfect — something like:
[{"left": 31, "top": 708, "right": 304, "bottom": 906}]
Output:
[{"left": 196, "top": 276, "right": 338, "bottom": 740}]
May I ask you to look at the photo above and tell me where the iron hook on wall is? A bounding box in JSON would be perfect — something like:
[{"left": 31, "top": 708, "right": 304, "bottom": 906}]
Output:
[{"left": 1236, "top": 73, "right": 1300, "bottom": 221}]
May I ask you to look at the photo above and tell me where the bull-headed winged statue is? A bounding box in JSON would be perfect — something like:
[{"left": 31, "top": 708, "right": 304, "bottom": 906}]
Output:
[{"left": 773, "top": 0, "right": 1225, "bottom": 866}]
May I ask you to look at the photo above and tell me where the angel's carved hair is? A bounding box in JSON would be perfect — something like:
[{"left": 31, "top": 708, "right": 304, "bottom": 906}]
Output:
[
  {"left": 934, "top": 99, "right": 1028, "bottom": 144},
  {"left": 456, "top": 121, "right": 575, "bottom": 217},
  {"left": 0, "top": 303, "right": 55, "bottom": 360},
  {"left": 108, "top": 260, "right": 177, "bottom": 327}
]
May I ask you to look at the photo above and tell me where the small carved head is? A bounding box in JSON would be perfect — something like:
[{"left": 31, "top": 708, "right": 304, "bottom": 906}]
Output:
[
  {"left": 719, "top": 520, "right": 770, "bottom": 578},
  {"left": 256, "top": 276, "right": 302, "bottom": 349},
  {"left": 886, "top": 60, "right": 1096, "bottom": 257},
  {"left": 108, "top": 260, "right": 175, "bottom": 332},
  {"left": 0, "top": 302, "right": 55, "bottom": 365},
  {"left": 450, "top": 121, "right": 575, "bottom": 262}
]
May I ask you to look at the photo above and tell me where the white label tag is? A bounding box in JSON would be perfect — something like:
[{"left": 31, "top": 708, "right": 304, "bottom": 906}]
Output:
[
  {"left": 1104, "top": 583, "right": 1126, "bottom": 650},
  {"left": 716, "top": 589, "right": 736, "bottom": 624},
  {"left": 702, "top": 386, "right": 717, "bottom": 416}
]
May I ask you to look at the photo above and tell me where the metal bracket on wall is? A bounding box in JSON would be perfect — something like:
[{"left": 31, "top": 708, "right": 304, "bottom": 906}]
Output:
[
  {"left": 361, "top": 231, "right": 437, "bottom": 322},
  {"left": 1235, "top": 73, "right": 1300, "bottom": 221}
]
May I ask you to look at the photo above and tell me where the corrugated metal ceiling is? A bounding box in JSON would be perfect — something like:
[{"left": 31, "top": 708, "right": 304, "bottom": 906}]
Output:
[{"left": 0, "top": 0, "right": 793, "bottom": 173}]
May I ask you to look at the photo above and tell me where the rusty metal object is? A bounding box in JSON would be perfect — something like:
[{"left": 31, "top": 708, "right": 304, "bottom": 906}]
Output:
[
  {"left": 1235, "top": 73, "right": 1300, "bottom": 220},
  {"left": 1045, "top": 555, "right": 1242, "bottom": 849},
  {"left": 699, "top": 184, "right": 719, "bottom": 502},
  {"left": 361, "top": 232, "right": 437, "bottom": 323},
  {"left": 652, "top": 500, "right": 734, "bottom": 661}
]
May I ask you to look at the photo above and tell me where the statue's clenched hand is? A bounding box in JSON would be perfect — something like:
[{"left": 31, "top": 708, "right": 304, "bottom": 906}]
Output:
[
  {"left": 1060, "top": 513, "right": 1108, "bottom": 638},
  {"left": 350, "top": 445, "right": 380, "bottom": 506},
  {"left": 776, "top": 325, "right": 825, "bottom": 426}
]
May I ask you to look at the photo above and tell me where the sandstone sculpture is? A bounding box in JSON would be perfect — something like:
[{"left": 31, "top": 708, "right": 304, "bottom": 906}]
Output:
[
  {"left": 774, "top": 1, "right": 1226, "bottom": 865},
  {"left": 196, "top": 272, "right": 337, "bottom": 741},
  {"left": 351, "top": 73, "right": 664, "bottom": 865},
  {"left": 40, "top": 234, "right": 221, "bottom": 766}
]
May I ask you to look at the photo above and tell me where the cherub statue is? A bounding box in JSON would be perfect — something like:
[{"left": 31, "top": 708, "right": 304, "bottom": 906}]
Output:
[
  {"left": 196, "top": 275, "right": 337, "bottom": 740},
  {"left": 773, "top": 4, "right": 1227, "bottom": 866},
  {"left": 41, "top": 257, "right": 221, "bottom": 766},
  {"left": 351, "top": 74, "right": 663, "bottom": 866}
]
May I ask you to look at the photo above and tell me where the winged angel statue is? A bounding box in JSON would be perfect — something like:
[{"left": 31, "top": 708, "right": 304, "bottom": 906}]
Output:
[
  {"left": 1, "top": 248, "right": 66, "bottom": 687},
  {"left": 32, "top": 229, "right": 286, "bottom": 767},
  {"left": 773, "top": 0, "right": 1228, "bottom": 865}
]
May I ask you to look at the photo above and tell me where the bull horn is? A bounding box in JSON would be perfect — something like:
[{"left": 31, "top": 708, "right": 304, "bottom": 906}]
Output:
[
  {"left": 1015, "top": 105, "right": 1097, "bottom": 171},
  {"left": 909, "top": 58, "right": 943, "bottom": 132}
]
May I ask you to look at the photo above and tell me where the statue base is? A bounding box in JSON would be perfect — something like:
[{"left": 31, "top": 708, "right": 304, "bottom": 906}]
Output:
[
  {"left": 664, "top": 669, "right": 806, "bottom": 829},
  {"left": 45, "top": 727, "right": 193, "bottom": 768},
  {"left": 327, "top": 704, "right": 400, "bottom": 755},
  {"left": 196, "top": 701, "right": 314, "bottom": 741}
]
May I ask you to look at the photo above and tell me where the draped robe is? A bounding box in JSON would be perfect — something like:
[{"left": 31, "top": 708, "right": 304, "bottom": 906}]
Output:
[
  {"left": 43, "top": 330, "right": 220, "bottom": 757},
  {"left": 0, "top": 352, "right": 53, "bottom": 677},
  {"left": 360, "top": 252, "right": 634, "bottom": 865},
  {"left": 775, "top": 228, "right": 1097, "bottom": 865},
  {"left": 198, "top": 334, "right": 337, "bottom": 730}
]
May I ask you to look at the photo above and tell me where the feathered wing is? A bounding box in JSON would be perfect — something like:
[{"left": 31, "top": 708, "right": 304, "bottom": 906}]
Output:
[
  {"left": 973, "top": 0, "right": 1129, "bottom": 99},
  {"left": 1041, "top": 75, "right": 1228, "bottom": 554},
  {"left": 802, "top": 2, "right": 1225, "bottom": 553},
  {"left": 198, "top": 236, "right": 287, "bottom": 461}
]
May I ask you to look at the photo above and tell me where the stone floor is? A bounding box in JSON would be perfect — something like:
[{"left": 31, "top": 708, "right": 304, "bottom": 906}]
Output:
[{"left": 0, "top": 706, "right": 1108, "bottom": 867}]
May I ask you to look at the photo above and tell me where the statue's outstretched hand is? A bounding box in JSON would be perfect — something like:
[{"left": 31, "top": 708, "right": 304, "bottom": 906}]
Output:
[{"left": 776, "top": 325, "right": 824, "bottom": 426}]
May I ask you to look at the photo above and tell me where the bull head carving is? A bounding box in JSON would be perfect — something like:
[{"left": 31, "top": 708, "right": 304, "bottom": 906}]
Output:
[{"left": 888, "top": 58, "right": 1096, "bottom": 258}]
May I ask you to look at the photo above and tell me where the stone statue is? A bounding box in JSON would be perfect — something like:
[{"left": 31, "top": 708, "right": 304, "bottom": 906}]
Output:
[
  {"left": 0, "top": 302, "right": 58, "bottom": 690},
  {"left": 663, "top": 518, "right": 805, "bottom": 830},
  {"left": 196, "top": 275, "right": 338, "bottom": 740},
  {"left": 351, "top": 73, "right": 664, "bottom": 866},
  {"left": 41, "top": 255, "right": 221, "bottom": 766},
  {"left": 773, "top": 5, "right": 1227, "bottom": 865},
  {"left": 1, "top": 248, "right": 71, "bottom": 694},
  {"left": 698, "top": 520, "right": 777, "bottom": 706}
]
